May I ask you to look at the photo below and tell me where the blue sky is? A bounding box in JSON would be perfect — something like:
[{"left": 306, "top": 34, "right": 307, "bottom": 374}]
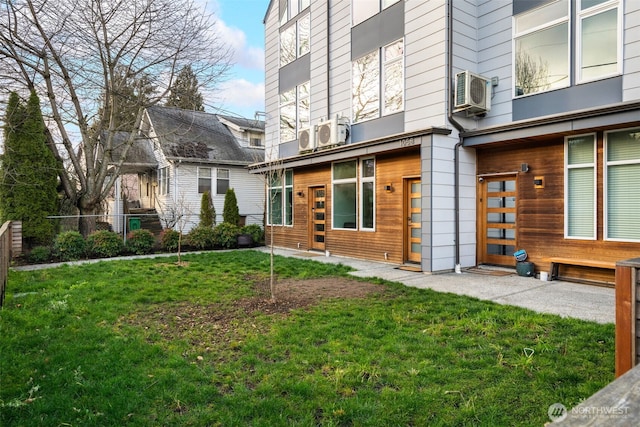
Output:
[{"left": 206, "top": 0, "right": 270, "bottom": 119}]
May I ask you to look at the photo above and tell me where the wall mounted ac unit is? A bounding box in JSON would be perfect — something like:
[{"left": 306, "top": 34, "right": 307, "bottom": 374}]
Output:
[
  {"left": 298, "top": 126, "right": 315, "bottom": 153},
  {"left": 454, "top": 70, "right": 491, "bottom": 115},
  {"left": 316, "top": 116, "right": 349, "bottom": 148}
]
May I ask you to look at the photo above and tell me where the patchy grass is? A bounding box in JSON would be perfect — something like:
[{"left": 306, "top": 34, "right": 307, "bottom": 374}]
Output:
[{"left": 1, "top": 250, "right": 614, "bottom": 426}]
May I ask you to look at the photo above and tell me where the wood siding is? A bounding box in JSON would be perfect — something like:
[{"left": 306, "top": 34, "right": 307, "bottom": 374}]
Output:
[
  {"left": 267, "top": 149, "right": 420, "bottom": 264},
  {"left": 477, "top": 135, "right": 640, "bottom": 283}
]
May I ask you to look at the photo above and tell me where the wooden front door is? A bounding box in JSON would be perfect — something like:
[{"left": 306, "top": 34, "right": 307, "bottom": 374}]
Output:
[
  {"left": 405, "top": 178, "right": 422, "bottom": 263},
  {"left": 309, "top": 186, "right": 326, "bottom": 251},
  {"left": 478, "top": 175, "right": 517, "bottom": 266}
]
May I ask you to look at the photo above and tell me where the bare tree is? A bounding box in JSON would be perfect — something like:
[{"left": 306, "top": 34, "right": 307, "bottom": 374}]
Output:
[
  {"left": 515, "top": 50, "right": 550, "bottom": 96},
  {"left": 0, "top": 0, "right": 232, "bottom": 236}
]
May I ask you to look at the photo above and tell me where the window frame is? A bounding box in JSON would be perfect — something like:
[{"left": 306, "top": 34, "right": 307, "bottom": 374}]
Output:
[
  {"left": 604, "top": 127, "right": 640, "bottom": 242},
  {"left": 576, "top": 0, "right": 621, "bottom": 84},
  {"left": 216, "top": 168, "right": 230, "bottom": 196},
  {"left": 197, "top": 166, "right": 212, "bottom": 194},
  {"left": 564, "top": 133, "right": 597, "bottom": 240},
  {"left": 267, "top": 169, "right": 294, "bottom": 227},
  {"left": 351, "top": 39, "right": 404, "bottom": 124},
  {"left": 352, "top": 0, "right": 401, "bottom": 26},
  {"left": 513, "top": 0, "right": 570, "bottom": 98},
  {"left": 279, "top": 12, "right": 310, "bottom": 67},
  {"left": 158, "top": 166, "right": 170, "bottom": 196},
  {"left": 279, "top": 81, "right": 310, "bottom": 143},
  {"left": 359, "top": 157, "right": 376, "bottom": 231}
]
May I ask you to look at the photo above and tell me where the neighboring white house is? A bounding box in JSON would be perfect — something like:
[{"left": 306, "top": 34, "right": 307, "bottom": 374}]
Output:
[{"left": 108, "top": 106, "right": 265, "bottom": 233}]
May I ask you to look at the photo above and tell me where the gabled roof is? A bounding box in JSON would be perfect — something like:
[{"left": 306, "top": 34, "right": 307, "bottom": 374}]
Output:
[
  {"left": 216, "top": 114, "right": 265, "bottom": 133},
  {"left": 102, "top": 131, "right": 157, "bottom": 174},
  {"left": 145, "top": 106, "right": 264, "bottom": 165}
]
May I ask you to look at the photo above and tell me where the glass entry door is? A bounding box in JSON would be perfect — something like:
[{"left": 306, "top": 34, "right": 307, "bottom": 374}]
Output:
[
  {"left": 478, "top": 175, "right": 517, "bottom": 266},
  {"left": 309, "top": 186, "right": 326, "bottom": 251},
  {"left": 405, "top": 178, "right": 422, "bottom": 263}
]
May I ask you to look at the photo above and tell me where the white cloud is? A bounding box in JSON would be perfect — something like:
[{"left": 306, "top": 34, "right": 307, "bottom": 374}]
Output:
[
  {"left": 215, "top": 19, "right": 264, "bottom": 71},
  {"left": 219, "top": 78, "right": 265, "bottom": 108}
]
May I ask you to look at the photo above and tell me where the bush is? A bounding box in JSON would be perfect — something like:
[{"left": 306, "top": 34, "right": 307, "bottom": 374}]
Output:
[
  {"left": 241, "top": 224, "right": 264, "bottom": 245},
  {"left": 186, "top": 225, "right": 216, "bottom": 250},
  {"left": 200, "top": 191, "right": 216, "bottom": 227},
  {"left": 213, "top": 222, "right": 241, "bottom": 249},
  {"left": 222, "top": 188, "right": 240, "bottom": 226},
  {"left": 87, "top": 230, "right": 124, "bottom": 258},
  {"left": 160, "top": 228, "right": 181, "bottom": 252},
  {"left": 28, "top": 245, "right": 52, "bottom": 263},
  {"left": 53, "top": 231, "right": 86, "bottom": 261},
  {"left": 126, "top": 229, "right": 155, "bottom": 255}
]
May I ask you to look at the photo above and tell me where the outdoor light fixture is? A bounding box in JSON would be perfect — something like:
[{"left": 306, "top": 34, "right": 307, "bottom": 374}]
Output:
[
  {"left": 296, "top": 191, "right": 304, "bottom": 197},
  {"left": 385, "top": 184, "right": 393, "bottom": 193}
]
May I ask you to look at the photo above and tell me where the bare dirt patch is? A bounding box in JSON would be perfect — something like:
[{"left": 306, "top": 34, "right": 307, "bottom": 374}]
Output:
[{"left": 122, "top": 277, "right": 387, "bottom": 353}]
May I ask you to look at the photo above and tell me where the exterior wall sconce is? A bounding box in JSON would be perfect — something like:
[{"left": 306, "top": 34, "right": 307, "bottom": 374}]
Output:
[
  {"left": 534, "top": 176, "right": 544, "bottom": 189},
  {"left": 384, "top": 184, "right": 393, "bottom": 193},
  {"left": 296, "top": 190, "right": 304, "bottom": 197},
  {"left": 521, "top": 163, "right": 529, "bottom": 173}
]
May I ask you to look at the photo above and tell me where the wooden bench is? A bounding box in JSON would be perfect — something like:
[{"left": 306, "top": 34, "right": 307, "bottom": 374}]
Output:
[{"left": 549, "top": 257, "right": 616, "bottom": 283}]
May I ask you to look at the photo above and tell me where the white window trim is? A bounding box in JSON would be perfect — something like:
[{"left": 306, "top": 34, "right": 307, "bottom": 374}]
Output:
[
  {"left": 576, "top": 0, "right": 622, "bottom": 84},
  {"left": 512, "top": 0, "right": 570, "bottom": 98},
  {"left": 197, "top": 166, "right": 212, "bottom": 194},
  {"left": 564, "top": 133, "right": 596, "bottom": 240},
  {"left": 332, "top": 160, "right": 358, "bottom": 231},
  {"left": 266, "top": 170, "right": 294, "bottom": 227},
  {"left": 604, "top": 127, "right": 640, "bottom": 242},
  {"left": 359, "top": 157, "right": 376, "bottom": 232},
  {"left": 215, "top": 168, "right": 230, "bottom": 196}
]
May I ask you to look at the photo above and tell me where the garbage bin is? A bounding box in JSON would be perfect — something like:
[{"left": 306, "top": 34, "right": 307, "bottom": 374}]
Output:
[
  {"left": 516, "top": 261, "right": 535, "bottom": 277},
  {"left": 128, "top": 217, "right": 141, "bottom": 231}
]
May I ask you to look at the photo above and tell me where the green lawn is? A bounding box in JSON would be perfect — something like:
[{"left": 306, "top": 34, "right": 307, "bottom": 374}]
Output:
[{"left": 1, "top": 251, "right": 614, "bottom": 426}]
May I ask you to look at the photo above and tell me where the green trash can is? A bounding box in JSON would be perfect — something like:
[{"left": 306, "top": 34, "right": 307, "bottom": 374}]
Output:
[{"left": 128, "top": 217, "right": 141, "bottom": 231}]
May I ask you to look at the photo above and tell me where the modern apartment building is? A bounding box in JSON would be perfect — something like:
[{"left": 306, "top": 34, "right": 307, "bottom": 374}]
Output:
[{"left": 257, "top": 0, "right": 640, "bottom": 282}]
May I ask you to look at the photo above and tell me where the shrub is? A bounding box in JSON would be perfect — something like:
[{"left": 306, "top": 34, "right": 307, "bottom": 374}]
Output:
[
  {"left": 126, "top": 229, "right": 155, "bottom": 255},
  {"left": 53, "top": 231, "right": 86, "bottom": 261},
  {"left": 28, "top": 245, "right": 52, "bottom": 263},
  {"left": 241, "top": 224, "right": 264, "bottom": 245},
  {"left": 160, "top": 228, "right": 181, "bottom": 252},
  {"left": 222, "top": 188, "right": 240, "bottom": 226},
  {"left": 213, "top": 222, "right": 241, "bottom": 249},
  {"left": 87, "top": 230, "right": 124, "bottom": 258},
  {"left": 200, "top": 191, "right": 216, "bottom": 227},
  {"left": 186, "top": 225, "right": 216, "bottom": 250}
]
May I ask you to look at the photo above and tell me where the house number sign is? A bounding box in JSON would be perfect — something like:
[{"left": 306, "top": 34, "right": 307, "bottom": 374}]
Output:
[{"left": 399, "top": 137, "right": 416, "bottom": 147}]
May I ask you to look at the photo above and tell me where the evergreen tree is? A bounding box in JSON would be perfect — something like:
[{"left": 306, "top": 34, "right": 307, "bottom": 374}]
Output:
[
  {"left": 0, "top": 91, "right": 59, "bottom": 246},
  {"left": 165, "top": 65, "right": 205, "bottom": 111},
  {"left": 200, "top": 190, "right": 216, "bottom": 227},
  {"left": 222, "top": 188, "right": 240, "bottom": 225}
]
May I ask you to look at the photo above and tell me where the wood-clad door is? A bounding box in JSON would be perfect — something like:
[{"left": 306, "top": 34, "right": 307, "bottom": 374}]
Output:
[
  {"left": 405, "top": 178, "right": 421, "bottom": 263},
  {"left": 309, "top": 186, "right": 326, "bottom": 251},
  {"left": 478, "top": 175, "right": 517, "bottom": 266}
]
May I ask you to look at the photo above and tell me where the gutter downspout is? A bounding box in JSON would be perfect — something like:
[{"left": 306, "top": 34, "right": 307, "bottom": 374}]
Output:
[{"left": 447, "top": 0, "right": 465, "bottom": 274}]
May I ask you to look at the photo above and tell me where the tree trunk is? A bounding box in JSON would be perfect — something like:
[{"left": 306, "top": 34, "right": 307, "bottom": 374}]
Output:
[{"left": 77, "top": 201, "right": 98, "bottom": 237}]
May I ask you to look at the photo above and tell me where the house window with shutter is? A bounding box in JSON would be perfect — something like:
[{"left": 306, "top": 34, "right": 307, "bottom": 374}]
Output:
[{"left": 565, "top": 134, "right": 596, "bottom": 239}]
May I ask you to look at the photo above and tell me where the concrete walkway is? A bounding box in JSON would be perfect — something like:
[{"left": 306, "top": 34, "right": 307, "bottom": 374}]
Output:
[
  {"left": 256, "top": 247, "right": 615, "bottom": 324},
  {"left": 12, "top": 247, "right": 615, "bottom": 324}
]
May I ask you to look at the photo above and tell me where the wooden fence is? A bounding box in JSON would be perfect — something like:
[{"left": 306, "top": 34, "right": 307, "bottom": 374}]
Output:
[
  {"left": 615, "top": 257, "right": 640, "bottom": 377},
  {"left": 0, "top": 221, "right": 22, "bottom": 308}
]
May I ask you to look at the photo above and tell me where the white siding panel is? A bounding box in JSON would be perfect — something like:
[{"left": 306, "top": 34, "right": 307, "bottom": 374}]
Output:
[
  {"left": 264, "top": 3, "right": 280, "bottom": 161},
  {"left": 623, "top": 3, "right": 640, "bottom": 101},
  {"left": 310, "top": 0, "right": 329, "bottom": 122}
]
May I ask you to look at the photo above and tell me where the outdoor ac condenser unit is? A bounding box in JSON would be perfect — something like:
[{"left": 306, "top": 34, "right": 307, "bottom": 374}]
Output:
[
  {"left": 316, "top": 116, "right": 349, "bottom": 148},
  {"left": 454, "top": 70, "right": 491, "bottom": 115},
  {"left": 298, "top": 126, "right": 315, "bottom": 153}
]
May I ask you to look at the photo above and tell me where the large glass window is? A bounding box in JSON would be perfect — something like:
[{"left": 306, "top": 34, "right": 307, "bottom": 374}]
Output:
[
  {"left": 352, "top": 0, "right": 400, "bottom": 26},
  {"left": 605, "top": 128, "right": 640, "bottom": 241},
  {"left": 352, "top": 39, "right": 403, "bottom": 123},
  {"left": 360, "top": 158, "right": 375, "bottom": 230},
  {"left": 514, "top": 0, "right": 569, "bottom": 96},
  {"left": 578, "top": 0, "right": 620, "bottom": 82},
  {"left": 198, "top": 167, "right": 212, "bottom": 194},
  {"left": 280, "top": 13, "right": 310, "bottom": 67},
  {"left": 280, "top": 81, "right": 310, "bottom": 142},
  {"left": 216, "top": 168, "right": 229, "bottom": 195},
  {"left": 268, "top": 170, "right": 293, "bottom": 226},
  {"left": 332, "top": 158, "right": 375, "bottom": 230},
  {"left": 333, "top": 161, "right": 357, "bottom": 229},
  {"left": 158, "top": 167, "right": 170, "bottom": 195},
  {"left": 565, "top": 135, "right": 596, "bottom": 239}
]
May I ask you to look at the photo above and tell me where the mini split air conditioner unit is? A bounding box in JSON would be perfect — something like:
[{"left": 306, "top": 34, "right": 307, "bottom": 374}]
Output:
[
  {"left": 454, "top": 70, "right": 491, "bottom": 115},
  {"left": 316, "top": 116, "right": 349, "bottom": 148},
  {"left": 298, "top": 125, "right": 315, "bottom": 153}
]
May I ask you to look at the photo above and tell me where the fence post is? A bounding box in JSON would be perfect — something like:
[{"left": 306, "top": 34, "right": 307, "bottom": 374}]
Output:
[{"left": 615, "top": 258, "right": 640, "bottom": 377}]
